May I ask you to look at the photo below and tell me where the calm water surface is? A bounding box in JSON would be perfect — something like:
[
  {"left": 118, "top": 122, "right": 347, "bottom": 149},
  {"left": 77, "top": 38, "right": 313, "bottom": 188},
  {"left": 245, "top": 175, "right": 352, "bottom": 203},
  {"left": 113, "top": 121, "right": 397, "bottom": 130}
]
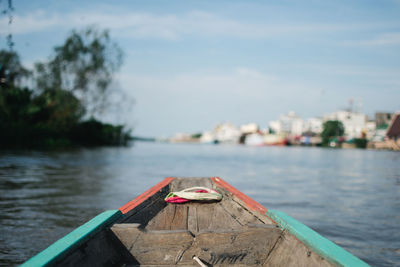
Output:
[{"left": 0, "top": 142, "right": 399, "bottom": 266}]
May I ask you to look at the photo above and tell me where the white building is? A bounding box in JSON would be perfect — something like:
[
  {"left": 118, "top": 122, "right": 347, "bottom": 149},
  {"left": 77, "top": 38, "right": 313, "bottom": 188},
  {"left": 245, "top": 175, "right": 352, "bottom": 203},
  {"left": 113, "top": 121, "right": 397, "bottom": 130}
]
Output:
[
  {"left": 268, "top": 112, "right": 304, "bottom": 136},
  {"left": 303, "top": 117, "right": 323, "bottom": 134},
  {"left": 213, "top": 122, "right": 241, "bottom": 143},
  {"left": 269, "top": 120, "right": 282, "bottom": 134},
  {"left": 366, "top": 121, "right": 376, "bottom": 140},
  {"left": 240, "top": 123, "right": 259, "bottom": 134},
  {"left": 323, "top": 110, "right": 367, "bottom": 139},
  {"left": 279, "top": 111, "right": 304, "bottom": 136}
]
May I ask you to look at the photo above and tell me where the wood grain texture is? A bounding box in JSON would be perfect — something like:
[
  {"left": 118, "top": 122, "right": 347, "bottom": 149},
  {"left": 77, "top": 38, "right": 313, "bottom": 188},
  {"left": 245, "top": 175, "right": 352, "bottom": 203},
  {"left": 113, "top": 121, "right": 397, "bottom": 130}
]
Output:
[
  {"left": 111, "top": 224, "right": 282, "bottom": 266},
  {"left": 219, "top": 197, "right": 263, "bottom": 226},
  {"left": 122, "top": 195, "right": 168, "bottom": 226},
  {"left": 212, "top": 177, "right": 267, "bottom": 215},
  {"left": 146, "top": 203, "right": 188, "bottom": 230},
  {"left": 57, "top": 228, "right": 137, "bottom": 267},
  {"left": 182, "top": 228, "right": 282, "bottom": 265},
  {"left": 264, "top": 231, "right": 334, "bottom": 267},
  {"left": 111, "top": 225, "right": 193, "bottom": 265},
  {"left": 187, "top": 205, "right": 198, "bottom": 233},
  {"left": 171, "top": 177, "right": 214, "bottom": 191},
  {"left": 145, "top": 200, "right": 261, "bottom": 233}
]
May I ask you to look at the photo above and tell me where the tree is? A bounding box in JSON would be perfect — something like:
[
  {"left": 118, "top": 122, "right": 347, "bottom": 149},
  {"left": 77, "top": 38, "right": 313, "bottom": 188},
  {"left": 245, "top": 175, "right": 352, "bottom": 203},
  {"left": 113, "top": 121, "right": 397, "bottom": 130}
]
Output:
[
  {"left": 0, "top": 27, "right": 132, "bottom": 149},
  {"left": 0, "top": 50, "right": 30, "bottom": 88},
  {"left": 321, "top": 120, "right": 345, "bottom": 146},
  {"left": 0, "top": 50, "right": 31, "bottom": 124},
  {"left": 30, "top": 88, "right": 85, "bottom": 131},
  {"left": 34, "top": 27, "right": 123, "bottom": 116}
]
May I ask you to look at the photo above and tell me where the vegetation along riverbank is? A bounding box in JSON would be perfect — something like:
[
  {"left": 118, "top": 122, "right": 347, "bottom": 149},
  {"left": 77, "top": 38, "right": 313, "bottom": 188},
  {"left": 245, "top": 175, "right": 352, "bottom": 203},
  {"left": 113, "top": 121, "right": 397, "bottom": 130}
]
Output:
[{"left": 0, "top": 27, "right": 132, "bottom": 149}]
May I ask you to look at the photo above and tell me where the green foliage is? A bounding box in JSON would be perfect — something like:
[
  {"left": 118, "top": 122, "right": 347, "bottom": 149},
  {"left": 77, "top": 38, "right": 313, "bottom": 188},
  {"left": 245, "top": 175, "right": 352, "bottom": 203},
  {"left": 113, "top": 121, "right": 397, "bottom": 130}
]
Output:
[
  {"left": 31, "top": 88, "right": 85, "bottom": 131},
  {"left": 34, "top": 27, "right": 123, "bottom": 115},
  {"left": 321, "top": 120, "right": 345, "bottom": 147},
  {"left": 0, "top": 26, "right": 131, "bottom": 149},
  {"left": 354, "top": 138, "right": 368, "bottom": 149},
  {"left": 0, "top": 85, "right": 131, "bottom": 148},
  {"left": 0, "top": 50, "right": 30, "bottom": 88},
  {"left": 191, "top": 133, "right": 202, "bottom": 139},
  {"left": 70, "top": 119, "right": 132, "bottom": 146}
]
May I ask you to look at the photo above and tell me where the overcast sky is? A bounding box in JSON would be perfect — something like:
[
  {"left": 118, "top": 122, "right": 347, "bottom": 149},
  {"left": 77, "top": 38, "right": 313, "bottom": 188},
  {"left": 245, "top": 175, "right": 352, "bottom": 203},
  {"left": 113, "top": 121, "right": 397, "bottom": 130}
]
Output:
[{"left": 1, "top": 0, "right": 400, "bottom": 137}]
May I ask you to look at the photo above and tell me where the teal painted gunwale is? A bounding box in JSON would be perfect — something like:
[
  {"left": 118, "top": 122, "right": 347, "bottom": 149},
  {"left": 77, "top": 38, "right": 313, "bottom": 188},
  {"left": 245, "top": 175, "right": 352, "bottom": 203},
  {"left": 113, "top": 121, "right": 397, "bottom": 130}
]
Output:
[
  {"left": 21, "top": 209, "right": 122, "bottom": 267},
  {"left": 266, "top": 209, "right": 370, "bottom": 267}
]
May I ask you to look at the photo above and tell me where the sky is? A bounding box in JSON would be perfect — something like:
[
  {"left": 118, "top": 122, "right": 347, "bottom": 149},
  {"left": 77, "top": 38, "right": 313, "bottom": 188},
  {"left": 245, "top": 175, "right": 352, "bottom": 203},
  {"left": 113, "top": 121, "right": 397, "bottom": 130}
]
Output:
[{"left": 1, "top": 0, "right": 400, "bottom": 137}]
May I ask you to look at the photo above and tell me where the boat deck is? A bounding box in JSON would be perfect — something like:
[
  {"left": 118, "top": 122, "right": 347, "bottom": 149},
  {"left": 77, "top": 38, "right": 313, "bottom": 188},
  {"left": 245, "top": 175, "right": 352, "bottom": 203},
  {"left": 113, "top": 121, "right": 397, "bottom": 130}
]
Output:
[{"left": 110, "top": 178, "right": 333, "bottom": 266}]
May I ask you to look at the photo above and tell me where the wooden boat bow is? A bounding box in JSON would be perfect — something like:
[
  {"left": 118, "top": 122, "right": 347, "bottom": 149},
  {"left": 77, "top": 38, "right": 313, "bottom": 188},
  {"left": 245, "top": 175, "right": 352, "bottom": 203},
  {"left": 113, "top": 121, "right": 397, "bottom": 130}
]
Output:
[{"left": 22, "top": 177, "right": 370, "bottom": 267}]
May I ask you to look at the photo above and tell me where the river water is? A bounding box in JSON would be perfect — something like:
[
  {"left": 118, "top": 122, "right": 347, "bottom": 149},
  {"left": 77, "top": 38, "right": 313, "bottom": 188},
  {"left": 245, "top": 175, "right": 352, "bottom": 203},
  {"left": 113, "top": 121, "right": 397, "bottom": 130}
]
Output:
[{"left": 0, "top": 142, "right": 399, "bottom": 266}]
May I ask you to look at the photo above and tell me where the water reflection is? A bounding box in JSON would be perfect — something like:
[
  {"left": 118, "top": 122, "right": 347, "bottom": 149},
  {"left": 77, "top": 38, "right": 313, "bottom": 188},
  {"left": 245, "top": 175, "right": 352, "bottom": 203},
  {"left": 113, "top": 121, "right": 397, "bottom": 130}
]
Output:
[{"left": 0, "top": 143, "right": 399, "bottom": 266}]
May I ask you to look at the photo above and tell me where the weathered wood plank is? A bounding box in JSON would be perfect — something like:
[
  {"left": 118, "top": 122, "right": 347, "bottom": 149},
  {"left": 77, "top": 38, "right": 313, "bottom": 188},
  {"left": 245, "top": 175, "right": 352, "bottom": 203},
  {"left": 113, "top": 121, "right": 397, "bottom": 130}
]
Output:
[
  {"left": 171, "top": 177, "right": 213, "bottom": 191},
  {"left": 194, "top": 202, "right": 242, "bottom": 231},
  {"left": 121, "top": 195, "right": 167, "bottom": 226},
  {"left": 120, "top": 183, "right": 170, "bottom": 226},
  {"left": 195, "top": 202, "right": 214, "bottom": 232},
  {"left": 120, "top": 178, "right": 174, "bottom": 214},
  {"left": 187, "top": 205, "right": 198, "bottom": 233},
  {"left": 147, "top": 203, "right": 189, "bottom": 230},
  {"left": 264, "top": 231, "right": 334, "bottom": 267},
  {"left": 215, "top": 185, "right": 274, "bottom": 225},
  {"left": 111, "top": 225, "right": 282, "bottom": 266},
  {"left": 57, "top": 228, "right": 137, "bottom": 266},
  {"left": 182, "top": 228, "right": 282, "bottom": 265},
  {"left": 168, "top": 204, "right": 188, "bottom": 230},
  {"left": 111, "top": 225, "right": 193, "bottom": 265},
  {"left": 219, "top": 197, "right": 263, "bottom": 226}
]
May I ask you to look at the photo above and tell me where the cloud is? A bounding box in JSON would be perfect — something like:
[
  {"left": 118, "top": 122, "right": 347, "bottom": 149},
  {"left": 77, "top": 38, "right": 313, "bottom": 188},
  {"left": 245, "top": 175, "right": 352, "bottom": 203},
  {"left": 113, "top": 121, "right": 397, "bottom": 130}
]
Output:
[
  {"left": 0, "top": 10, "right": 62, "bottom": 35},
  {"left": 117, "top": 68, "right": 282, "bottom": 97},
  {"left": 0, "top": 9, "right": 380, "bottom": 40},
  {"left": 116, "top": 67, "right": 326, "bottom": 117},
  {"left": 342, "top": 32, "right": 400, "bottom": 46}
]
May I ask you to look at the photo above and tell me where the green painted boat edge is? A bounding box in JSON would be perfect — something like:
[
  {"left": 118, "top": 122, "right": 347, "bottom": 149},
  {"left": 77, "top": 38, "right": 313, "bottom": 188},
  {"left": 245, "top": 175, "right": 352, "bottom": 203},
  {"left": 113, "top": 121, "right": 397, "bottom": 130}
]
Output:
[
  {"left": 20, "top": 209, "right": 122, "bottom": 267},
  {"left": 266, "top": 209, "right": 370, "bottom": 267}
]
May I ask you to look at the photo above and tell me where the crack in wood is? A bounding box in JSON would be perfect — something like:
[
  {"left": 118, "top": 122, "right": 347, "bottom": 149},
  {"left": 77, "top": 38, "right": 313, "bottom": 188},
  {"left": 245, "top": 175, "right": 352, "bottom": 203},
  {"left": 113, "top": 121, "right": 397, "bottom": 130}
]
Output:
[
  {"left": 174, "top": 240, "right": 194, "bottom": 264},
  {"left": 262, "top": 229, "right": 287, "bottom": 265},
  {"left": 128, "top": 232, "right": 142, "bottom": 253},
  {"left": 170, "top": 205, "right": 177, "bottom": 230}
]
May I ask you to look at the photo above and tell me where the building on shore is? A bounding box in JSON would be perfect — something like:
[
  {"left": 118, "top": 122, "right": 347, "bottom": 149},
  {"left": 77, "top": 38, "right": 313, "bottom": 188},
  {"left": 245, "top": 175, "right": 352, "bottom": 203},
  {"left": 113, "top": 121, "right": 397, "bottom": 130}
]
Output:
[
  {"left": 269, "top": 111, "right": 304, "bottom": 136},
  {"left": 169, "top": 133, "right": 199, "bottom": 143},
  {"left": 375, "top": 112, "right": 394, "bottom": 128},
  {"left": 213, "top": 122, "right": 241, "bottom": 143},
  {"left": 303, "top": 117, "right": 323, "bottom": 135},
  {"left": 323, "top": 110, "right": 367, "bottom": 139},
  {"left": 268, "top": 120, "right": 282, "bottom": 134},
  {"left": 365, "top": 120, "right": 377, "bottom": 140},
  {"left": 386, "top": 113, "right": 400, "bottom": 150},
  {"left": 240, "top": 123, "right": 259, "bottom": 134},
  {"left": 367, "top": 112, "right": 394, "bottom": 143},
  {"left": 369, "top": 112, "right": 400, "bottom": 150},
  {"left": 280, "top": 111, "right": 304, "bottom": 136}
]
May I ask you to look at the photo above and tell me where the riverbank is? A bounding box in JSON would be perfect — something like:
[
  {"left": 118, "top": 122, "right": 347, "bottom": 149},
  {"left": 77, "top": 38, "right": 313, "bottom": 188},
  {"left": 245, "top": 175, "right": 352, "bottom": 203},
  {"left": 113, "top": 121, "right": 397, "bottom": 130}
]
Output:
[{"left": 155, "top": 136, "right": 400, "bottom": 151}]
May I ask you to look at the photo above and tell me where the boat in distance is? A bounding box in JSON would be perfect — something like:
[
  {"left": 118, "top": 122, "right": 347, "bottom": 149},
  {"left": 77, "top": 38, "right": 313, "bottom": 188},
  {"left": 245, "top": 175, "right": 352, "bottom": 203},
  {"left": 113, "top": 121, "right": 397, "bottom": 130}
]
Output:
[{"left": 22, "top": 177, "right": 370, "bottom": 266}]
